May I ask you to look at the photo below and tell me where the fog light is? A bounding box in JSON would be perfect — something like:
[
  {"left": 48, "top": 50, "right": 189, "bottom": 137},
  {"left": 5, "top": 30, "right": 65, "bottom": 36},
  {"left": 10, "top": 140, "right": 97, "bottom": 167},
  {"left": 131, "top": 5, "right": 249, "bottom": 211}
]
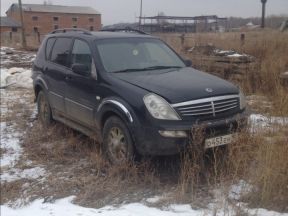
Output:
[{"left": 159, "top": 130, "right": 187, "bottom": 138}]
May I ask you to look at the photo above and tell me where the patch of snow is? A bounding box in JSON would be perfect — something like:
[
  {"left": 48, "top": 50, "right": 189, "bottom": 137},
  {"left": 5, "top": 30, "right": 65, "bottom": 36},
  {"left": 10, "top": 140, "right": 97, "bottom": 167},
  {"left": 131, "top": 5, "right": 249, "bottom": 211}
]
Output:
[
  {"left": 228, "top": 180, "right": 253, "bottom": 200},
  {"left": 248, "top": 207, "right": 288, "bottom": 216},
  {"left": 249, "top": 114, "right": 288, "bottom": 132},
  {"left": 146, "top": 196, "right": 161, "bottom": 203},
  {"left": 0, "top": 122, "right": 22, "bottom": 168},
  {"left": 7, "top": 67, "right": 26, "bottom": 75},
  {"left": 2, "top": 196, "right": 287, "bottom": 216},
  {"left": 214, "top": 49, "right": 235, "bottom": 55},
  {"left": 214, "top": 49, "right": 250, "bottom": 58},
  {"left": 0, "top": 67, "right": 32, "bottom": 89},
  {"left": 0, "top": 68, "right": 10, "bottom": 87},
  {"left": 1, "top": 196, "right": 207, "bottom": 216},
  {"left": 1, "top": 167, "right": 46, "bottom": 183},
  {"left": 227, "top": 53, "right": 247, "bottom": 58}
]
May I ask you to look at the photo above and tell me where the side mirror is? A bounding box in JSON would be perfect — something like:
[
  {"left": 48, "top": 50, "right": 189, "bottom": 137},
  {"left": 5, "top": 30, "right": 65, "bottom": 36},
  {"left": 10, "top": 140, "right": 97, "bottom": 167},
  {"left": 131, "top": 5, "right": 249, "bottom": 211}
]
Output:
[
  {"left": 71, "top": 64, "right": 90, "bottom": 76},
  {"left": 184, "top": 59, "right": 192, "bottom": 67}
]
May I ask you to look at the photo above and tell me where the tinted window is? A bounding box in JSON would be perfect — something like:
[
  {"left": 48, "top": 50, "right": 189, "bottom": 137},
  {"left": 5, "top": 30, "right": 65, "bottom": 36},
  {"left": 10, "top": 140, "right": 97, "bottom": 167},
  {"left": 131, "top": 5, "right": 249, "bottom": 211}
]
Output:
[
  {"left": 45, "top": 38, "right": 56, "bottom": 59},
  {"left": 71, "top": 39, "right": 92, "bottom": 73},
  {"left": 50, "top": 38, "right": 72, "bottom": 67}
]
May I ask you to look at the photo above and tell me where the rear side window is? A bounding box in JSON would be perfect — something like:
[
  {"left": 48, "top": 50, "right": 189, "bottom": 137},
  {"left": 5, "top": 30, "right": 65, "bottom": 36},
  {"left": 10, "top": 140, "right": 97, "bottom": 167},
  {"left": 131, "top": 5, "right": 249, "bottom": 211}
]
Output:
[
  {"left": 71, "top": 39, "right": 92, "bottom": 73},
  {"left": 50, "top": 38, "right": 72, "bottom": 67},
  {"left": 45, "top": 38, "right": 56, "bottom": 59}
]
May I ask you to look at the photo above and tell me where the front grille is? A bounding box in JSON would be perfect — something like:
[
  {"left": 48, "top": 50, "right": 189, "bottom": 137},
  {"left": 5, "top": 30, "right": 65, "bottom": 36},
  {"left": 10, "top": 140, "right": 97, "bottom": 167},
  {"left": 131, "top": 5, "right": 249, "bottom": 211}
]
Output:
[{"left": 172, "top": 95, "right": 239, "bottom": 119}]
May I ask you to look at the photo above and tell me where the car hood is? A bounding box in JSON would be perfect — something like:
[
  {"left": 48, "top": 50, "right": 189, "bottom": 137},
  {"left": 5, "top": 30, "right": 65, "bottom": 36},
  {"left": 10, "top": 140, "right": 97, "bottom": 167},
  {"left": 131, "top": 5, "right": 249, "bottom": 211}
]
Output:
[{"left": 113, "top": 67, "right": 239, "bottom": 104}]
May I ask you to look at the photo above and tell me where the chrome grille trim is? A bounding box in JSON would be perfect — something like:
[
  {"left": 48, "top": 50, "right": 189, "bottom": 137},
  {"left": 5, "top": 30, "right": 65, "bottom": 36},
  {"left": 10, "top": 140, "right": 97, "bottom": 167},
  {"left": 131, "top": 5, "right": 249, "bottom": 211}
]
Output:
[
  {"left": 178, "top": 103, "right": 211, "bottom": 110},
  {"left": 214, "top": 102, "right": 238, "bottom": 109},
  {"left": 181, "top": 107, "right": 213, "bottom": 113},
  {"left": 214, "top": 105, "right": 238, "bottom": 113},
  {"left": 172, "top": 95, "right": 240, "bottom": 118},
  {"left": 172, "top": 95, "right": 239, "bottom": 107}
]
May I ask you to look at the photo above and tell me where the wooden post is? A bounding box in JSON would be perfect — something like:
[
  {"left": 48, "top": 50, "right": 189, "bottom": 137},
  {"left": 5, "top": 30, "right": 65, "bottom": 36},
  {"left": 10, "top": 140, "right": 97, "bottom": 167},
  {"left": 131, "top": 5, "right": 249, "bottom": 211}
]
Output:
[{"left": 18, "top": 0, "right": 27, "bottom": 49}]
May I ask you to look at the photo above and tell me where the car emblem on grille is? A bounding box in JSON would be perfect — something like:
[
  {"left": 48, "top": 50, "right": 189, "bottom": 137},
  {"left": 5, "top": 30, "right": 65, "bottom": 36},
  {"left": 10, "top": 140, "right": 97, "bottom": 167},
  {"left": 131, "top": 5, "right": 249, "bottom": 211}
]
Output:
[{"left": 205, "top": 88, "right": 213, "bottom": 93}]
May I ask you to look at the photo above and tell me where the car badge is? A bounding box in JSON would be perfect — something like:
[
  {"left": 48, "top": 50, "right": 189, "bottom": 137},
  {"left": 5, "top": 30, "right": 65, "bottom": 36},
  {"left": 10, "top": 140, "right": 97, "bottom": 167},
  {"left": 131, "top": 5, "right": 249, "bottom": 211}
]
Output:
[{"left": 205, "top": 88, "right": 213, "bottom": 93}]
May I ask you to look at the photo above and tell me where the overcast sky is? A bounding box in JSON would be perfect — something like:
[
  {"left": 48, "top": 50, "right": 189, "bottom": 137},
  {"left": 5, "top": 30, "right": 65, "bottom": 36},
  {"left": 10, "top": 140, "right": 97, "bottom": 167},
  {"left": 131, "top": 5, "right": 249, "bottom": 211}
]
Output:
[{"left": 1, "top": 0, "right": 288, "bottom": 25}]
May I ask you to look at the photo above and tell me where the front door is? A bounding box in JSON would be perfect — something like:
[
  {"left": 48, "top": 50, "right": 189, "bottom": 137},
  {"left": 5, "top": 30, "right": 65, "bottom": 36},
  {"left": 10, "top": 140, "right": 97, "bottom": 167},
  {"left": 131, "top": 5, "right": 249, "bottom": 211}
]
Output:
[{"left": 65, "top": 39, "right": 97, "bottom": 127}]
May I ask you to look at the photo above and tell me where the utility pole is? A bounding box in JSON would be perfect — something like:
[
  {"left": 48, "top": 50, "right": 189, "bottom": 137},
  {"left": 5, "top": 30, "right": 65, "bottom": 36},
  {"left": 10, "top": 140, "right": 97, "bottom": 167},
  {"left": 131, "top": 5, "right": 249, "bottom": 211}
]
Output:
[
  {"left": 18, "top": 0, "right": 27, "bottom": 49},
  {"left": 139, "top": 0, "right": 143, "bottom": 30},
  {"left": 261, "top": 0, "right": 267, "bottom": 28}
]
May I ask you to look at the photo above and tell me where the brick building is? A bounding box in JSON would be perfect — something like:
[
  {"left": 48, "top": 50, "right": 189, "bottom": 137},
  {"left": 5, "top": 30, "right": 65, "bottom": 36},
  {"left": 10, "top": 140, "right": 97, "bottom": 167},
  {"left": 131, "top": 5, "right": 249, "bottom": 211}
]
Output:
[
  {"left": 5, "top": 3, "right": 101, "bottom": 35},
  {"left": 0, "top": 17, "right": 21, "bottom": 33}
]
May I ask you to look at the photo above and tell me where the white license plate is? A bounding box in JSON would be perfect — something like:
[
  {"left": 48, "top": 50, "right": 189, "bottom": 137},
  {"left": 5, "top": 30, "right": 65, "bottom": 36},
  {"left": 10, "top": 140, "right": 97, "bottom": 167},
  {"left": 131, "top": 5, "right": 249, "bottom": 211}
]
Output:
[{"left": 205, "top": 133, "right": 237, "bottom": 149}]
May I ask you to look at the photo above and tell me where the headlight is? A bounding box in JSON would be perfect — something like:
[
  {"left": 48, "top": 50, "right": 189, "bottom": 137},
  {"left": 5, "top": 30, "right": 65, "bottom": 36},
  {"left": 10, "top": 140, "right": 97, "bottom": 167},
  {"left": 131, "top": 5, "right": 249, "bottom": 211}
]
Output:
[
  {"left": 143, "top": 93, "right": 181, "bottom": 120},
  {"left": 239, "top": 91, "right": 246, "bottom": 110}
]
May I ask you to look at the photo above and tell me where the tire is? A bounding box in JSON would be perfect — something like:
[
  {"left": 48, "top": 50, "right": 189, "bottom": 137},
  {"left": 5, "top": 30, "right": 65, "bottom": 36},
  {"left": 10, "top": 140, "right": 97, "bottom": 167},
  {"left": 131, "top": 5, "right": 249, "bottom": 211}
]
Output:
[
  {"left": 102, "top": 116, "right": 135, "bottom": 164},
  {"left": 37, "top": 91, "right": 53, "bottom": 127}
]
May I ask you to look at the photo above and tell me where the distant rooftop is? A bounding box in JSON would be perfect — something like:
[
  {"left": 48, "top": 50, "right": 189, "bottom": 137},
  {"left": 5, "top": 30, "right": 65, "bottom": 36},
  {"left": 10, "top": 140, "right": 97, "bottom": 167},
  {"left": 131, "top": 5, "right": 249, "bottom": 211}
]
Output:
[
  {"left": 0, "top": 17, "right": 21, "bottom": 27},
  {"left": 7, "top": 3, "right": 101, "bottom": 15}
]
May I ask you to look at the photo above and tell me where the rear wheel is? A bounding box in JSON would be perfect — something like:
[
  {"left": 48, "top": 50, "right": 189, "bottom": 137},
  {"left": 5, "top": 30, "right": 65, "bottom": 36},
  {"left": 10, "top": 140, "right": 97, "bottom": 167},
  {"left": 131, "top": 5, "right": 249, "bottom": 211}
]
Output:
[
  {"left": 103, "top": 116, "right": 134, "bottom": 164},
  {"left": 37, "top": 91, "right": 53, "bottom": 127}
]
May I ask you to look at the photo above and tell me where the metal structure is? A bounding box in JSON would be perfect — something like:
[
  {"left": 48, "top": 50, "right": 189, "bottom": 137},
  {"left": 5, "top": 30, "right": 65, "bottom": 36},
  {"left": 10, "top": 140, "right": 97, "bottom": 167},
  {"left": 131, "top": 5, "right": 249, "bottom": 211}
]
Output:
[
  {"left": 139, "top": 15, "right": 228, "bottom": 33},
  {"left": 101, "top": 27, "right": 148, "bottom": 35},
  {"left": 261, "top": 0, "right": 267, "bottom": 28}
]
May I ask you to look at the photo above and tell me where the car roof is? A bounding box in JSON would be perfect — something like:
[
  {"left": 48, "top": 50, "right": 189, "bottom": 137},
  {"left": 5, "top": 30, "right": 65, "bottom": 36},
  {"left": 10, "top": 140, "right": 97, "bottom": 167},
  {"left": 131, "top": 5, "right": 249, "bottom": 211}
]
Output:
[{"left": 46, "top": 30, "right": 156, "bottom": 41}]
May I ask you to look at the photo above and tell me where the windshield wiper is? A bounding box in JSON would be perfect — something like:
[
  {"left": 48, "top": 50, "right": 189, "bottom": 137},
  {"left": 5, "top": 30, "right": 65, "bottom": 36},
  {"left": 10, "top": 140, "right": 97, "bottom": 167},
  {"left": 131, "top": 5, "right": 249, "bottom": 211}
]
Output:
[
  {"left": 141, "top": 65, "right": 182, "bottom": 70},
  {"left": 112, "top": 66, "right": 182, "bottom": 73}
]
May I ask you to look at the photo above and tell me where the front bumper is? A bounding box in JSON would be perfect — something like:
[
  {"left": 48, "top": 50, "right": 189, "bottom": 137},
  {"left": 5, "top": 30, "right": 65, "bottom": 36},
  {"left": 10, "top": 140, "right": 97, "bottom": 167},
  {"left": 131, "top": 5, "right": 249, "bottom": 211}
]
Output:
[{"left": 132, "top": 110, "right": 249, "bottom": 156}]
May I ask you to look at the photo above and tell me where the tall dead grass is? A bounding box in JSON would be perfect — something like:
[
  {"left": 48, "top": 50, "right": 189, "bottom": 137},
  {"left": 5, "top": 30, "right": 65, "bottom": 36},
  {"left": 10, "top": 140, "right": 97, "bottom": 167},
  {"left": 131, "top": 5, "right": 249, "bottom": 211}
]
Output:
[{"left": 159, "top": 31, "right": 288, "bottom": 212}]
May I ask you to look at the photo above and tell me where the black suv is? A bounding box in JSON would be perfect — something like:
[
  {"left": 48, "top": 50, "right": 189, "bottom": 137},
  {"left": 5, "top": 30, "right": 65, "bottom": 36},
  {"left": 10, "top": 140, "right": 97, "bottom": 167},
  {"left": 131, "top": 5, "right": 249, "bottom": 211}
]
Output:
[{"left": 32, "top": 28, "right": 248, "bottom": 163}]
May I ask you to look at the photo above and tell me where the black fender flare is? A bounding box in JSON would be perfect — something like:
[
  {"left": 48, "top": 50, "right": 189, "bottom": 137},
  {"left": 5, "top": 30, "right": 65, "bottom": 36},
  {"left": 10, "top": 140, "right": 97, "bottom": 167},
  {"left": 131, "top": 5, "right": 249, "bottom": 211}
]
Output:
[
  {"left": 33, "top": 77, "right": 49, "bottom": 99},
  {"left": 96, "top": 97, "right": 137, "bottom": 129}
]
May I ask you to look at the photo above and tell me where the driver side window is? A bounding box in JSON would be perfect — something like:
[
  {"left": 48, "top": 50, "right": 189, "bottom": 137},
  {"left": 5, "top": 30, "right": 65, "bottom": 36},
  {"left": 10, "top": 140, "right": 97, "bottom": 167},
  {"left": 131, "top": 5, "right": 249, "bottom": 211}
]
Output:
[{"left": 71, "top": 39, "right": 92, "bottom": 74}]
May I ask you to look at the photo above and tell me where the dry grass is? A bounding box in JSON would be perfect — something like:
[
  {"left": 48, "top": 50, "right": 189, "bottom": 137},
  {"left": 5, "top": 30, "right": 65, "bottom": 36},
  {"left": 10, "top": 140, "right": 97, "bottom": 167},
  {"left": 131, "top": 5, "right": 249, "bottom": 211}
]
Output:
[{"left": 158, "top": 30, "right": 288, "bottom": 212}]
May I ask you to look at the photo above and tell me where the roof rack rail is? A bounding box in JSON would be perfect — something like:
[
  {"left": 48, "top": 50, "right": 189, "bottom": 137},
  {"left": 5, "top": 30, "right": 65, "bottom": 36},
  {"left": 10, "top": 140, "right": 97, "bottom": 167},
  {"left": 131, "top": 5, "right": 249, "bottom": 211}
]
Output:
[
  {"left": 100, "top": 27, "right": 148, "bottom": 35},
  {"left": 50, "top": 28, "right": 92, "bottom": 35}
]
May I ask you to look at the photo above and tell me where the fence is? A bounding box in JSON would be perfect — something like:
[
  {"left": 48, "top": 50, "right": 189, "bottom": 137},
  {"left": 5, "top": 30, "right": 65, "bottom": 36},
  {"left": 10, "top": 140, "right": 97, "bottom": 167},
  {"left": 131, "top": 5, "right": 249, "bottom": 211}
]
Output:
[{"left": 0, "top": 31, "right": 45, "bottom": 49}]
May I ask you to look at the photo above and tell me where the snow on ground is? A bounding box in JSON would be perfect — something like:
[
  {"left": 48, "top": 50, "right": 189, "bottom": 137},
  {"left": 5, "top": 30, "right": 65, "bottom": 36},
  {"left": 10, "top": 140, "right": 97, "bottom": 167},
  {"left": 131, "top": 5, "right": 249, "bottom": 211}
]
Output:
[
  {"left": 0, "top": 122, "right": 22, "bottom": 168},
  {"left": 214, "top": 49, "right": 250, "bottom": 58},
  {"left": 0, "top": 67, "right": 33, "bottom": 89},
  {"left": 1, "top": 197, "right": 208, "bottom": 216},
  {"left": 228, "top": 180, "right": 253, "bottom": 201},
  {"left": 0, "top": 46, "right": 34, "bottom": 89},
  {"left": 0, "top": 88, "right": 45, "bottom": 184},
  {"left": 249, "top": 114, "right": 288, "bottom": 132},
  {"left": 2, "top": 195, "right": 288, "bottom": 216},
  {"left": 1, "top": 167, "right": 46, "bottom": 182}
]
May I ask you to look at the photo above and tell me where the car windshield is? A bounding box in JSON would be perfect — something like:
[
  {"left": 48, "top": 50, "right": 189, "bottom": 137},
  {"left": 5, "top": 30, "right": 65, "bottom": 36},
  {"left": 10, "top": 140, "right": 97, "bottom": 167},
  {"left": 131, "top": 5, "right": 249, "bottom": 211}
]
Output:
[{"left": 95, "top": 38, "right": 185, "bottom": 73}]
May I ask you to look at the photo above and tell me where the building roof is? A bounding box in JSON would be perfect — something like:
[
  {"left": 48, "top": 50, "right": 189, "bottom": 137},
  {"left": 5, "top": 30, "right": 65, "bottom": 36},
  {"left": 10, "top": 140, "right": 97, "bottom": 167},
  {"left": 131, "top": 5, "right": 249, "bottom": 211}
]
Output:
[
  {"left": 0, "top": 17, "right": 21, "bottom": 27},
  {"left": 8, "top": 4, "right": 100, "bottom": 15}
]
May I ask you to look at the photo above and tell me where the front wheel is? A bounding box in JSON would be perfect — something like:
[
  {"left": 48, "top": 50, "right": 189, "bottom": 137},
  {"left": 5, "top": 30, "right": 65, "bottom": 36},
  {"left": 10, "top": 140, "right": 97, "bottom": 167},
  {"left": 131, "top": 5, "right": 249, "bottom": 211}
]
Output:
[
  {"left": 102, "top": 116, "right": 135, "bottom": 164},
  {"left": 37, "top": 91, "right": 53, "bottom": 127}
]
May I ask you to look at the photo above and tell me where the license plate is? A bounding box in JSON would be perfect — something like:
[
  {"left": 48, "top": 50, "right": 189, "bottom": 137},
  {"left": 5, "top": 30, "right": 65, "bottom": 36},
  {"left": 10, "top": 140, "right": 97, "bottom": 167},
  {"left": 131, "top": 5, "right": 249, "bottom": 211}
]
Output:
[{"left": 205, "top": 133, "right": 237, "bottom": 149}]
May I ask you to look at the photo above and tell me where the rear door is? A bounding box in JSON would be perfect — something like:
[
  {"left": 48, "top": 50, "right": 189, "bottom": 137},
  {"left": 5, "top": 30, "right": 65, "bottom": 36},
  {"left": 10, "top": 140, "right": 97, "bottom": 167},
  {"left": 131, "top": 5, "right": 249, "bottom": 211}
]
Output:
[
  {"left": 46, "top": 37, "right": 73, "bottom": 114},
  {"left": 65, "top": 38, "right": 97, "bottom": 127}
]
